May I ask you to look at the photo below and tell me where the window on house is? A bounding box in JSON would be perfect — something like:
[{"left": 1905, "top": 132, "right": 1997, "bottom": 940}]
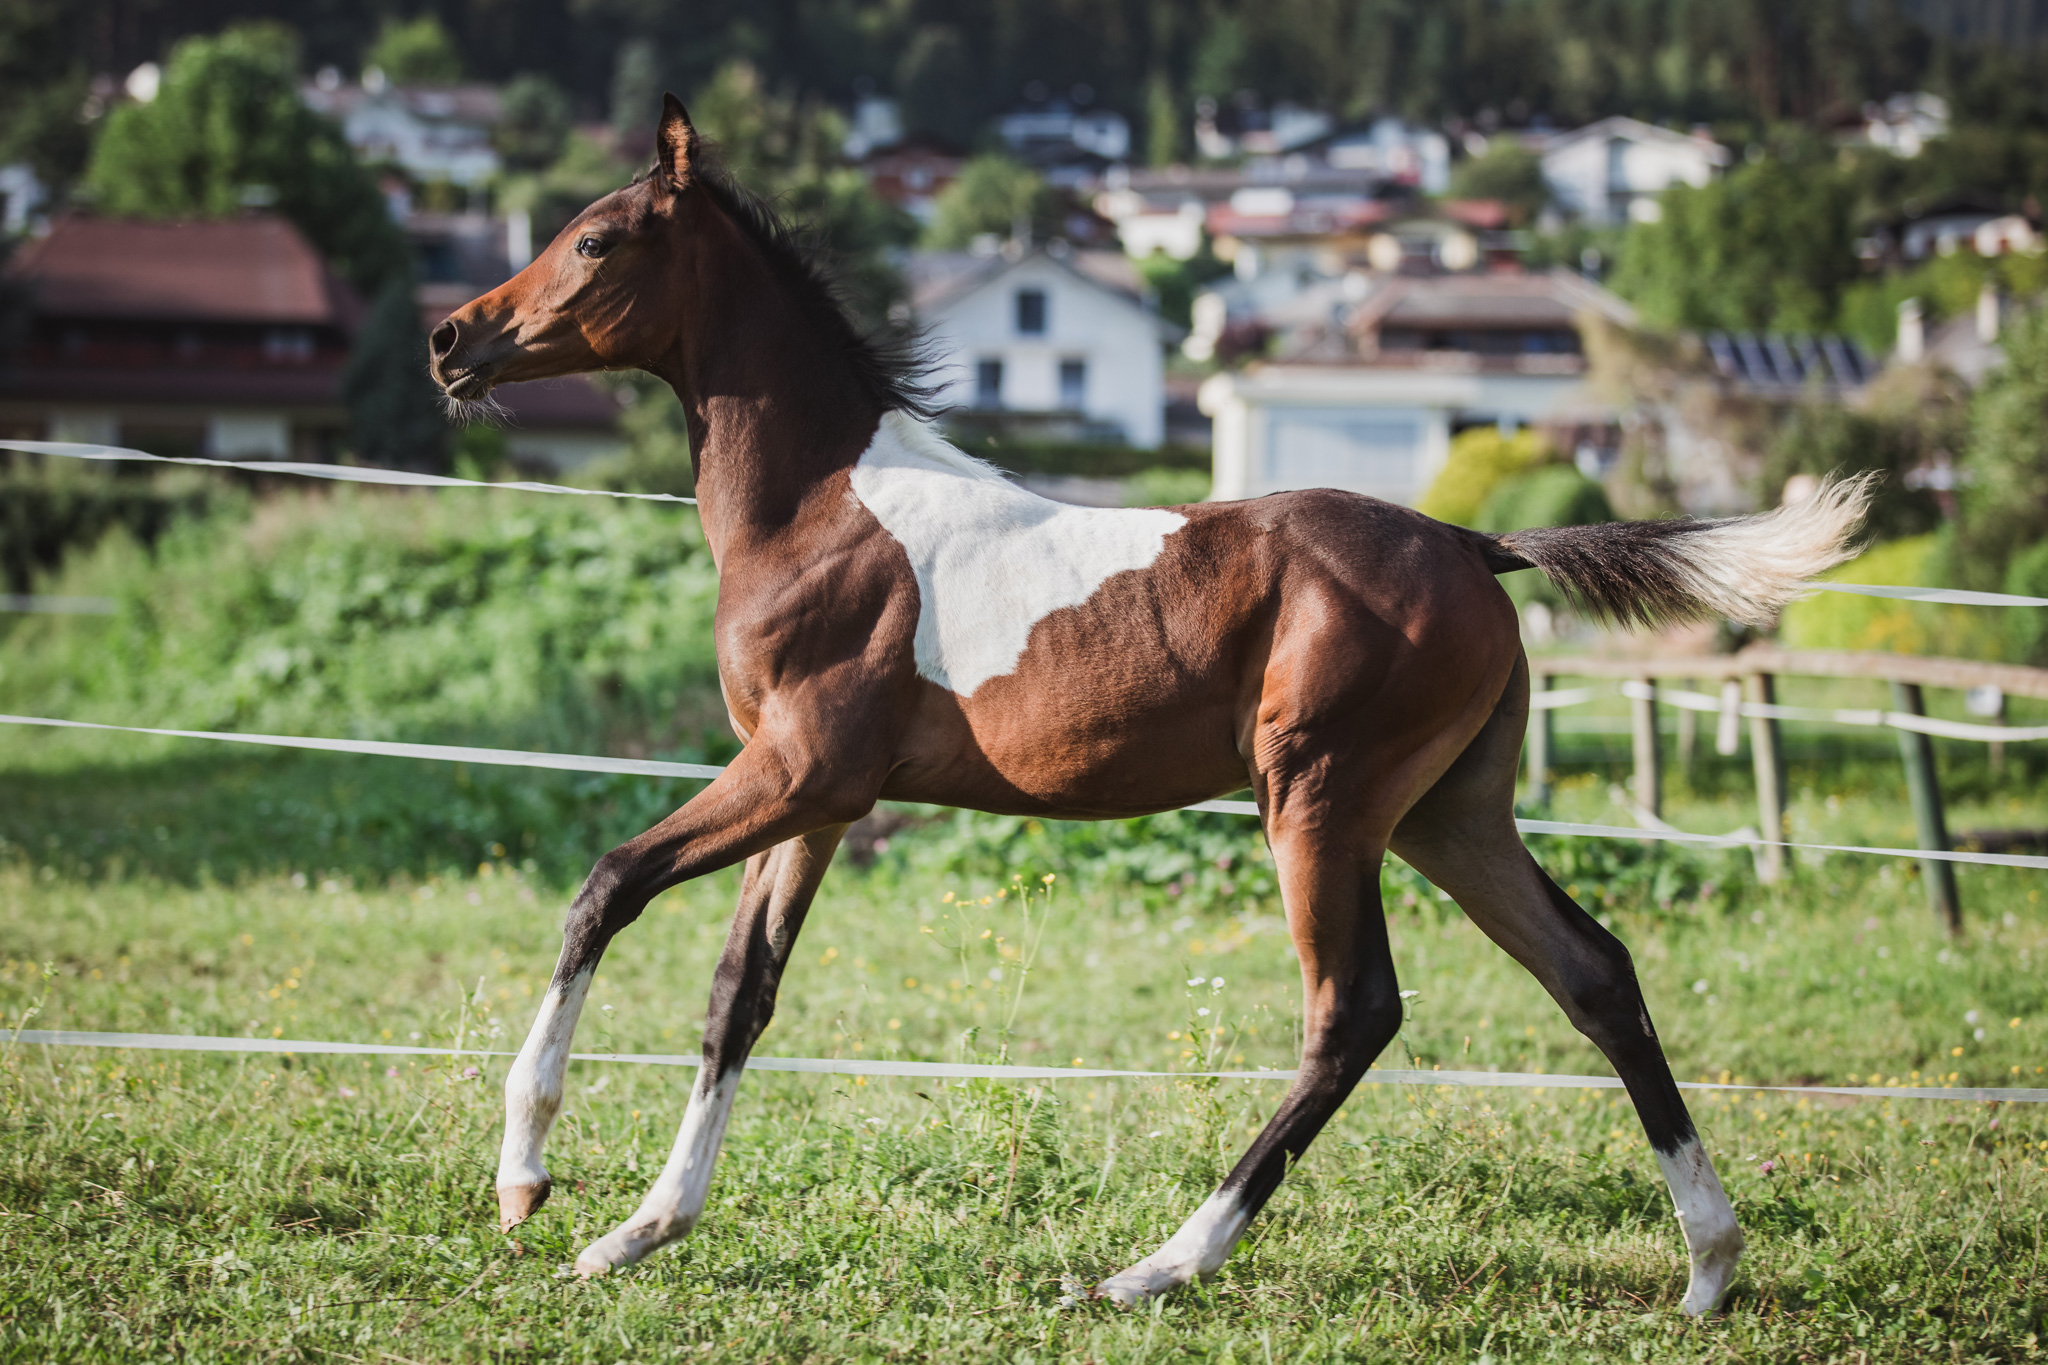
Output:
[
  {"left": 975, "top": 358, "right": 1004, "bottom": 408},
  {"left": 1058, "top": 358, "right": 1086, "bottom": 409},
  {"left": 1015, "top": 287, "right": 1047, "bottom": 335},
  {"left": 262, "top": 328, "right": 315, "bottom": 362}
]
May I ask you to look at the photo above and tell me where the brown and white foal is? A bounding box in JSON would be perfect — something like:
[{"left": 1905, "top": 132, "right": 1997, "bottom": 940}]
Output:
[{"left": 430, "top": 96, "right": 1866, "bottom": 1312}]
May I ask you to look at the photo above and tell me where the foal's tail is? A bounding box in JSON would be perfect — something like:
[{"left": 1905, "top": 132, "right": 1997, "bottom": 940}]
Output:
[{"left": 1475, "top": 473, "right": 1874, "bottom": 630}]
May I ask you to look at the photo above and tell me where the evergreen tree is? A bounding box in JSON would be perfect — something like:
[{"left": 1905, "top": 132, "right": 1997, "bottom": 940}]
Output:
[
  {"left": 364, "top": 15, "right": 463, "bottom": 85},
  {"left": 343, "top": 276, "right": 449, "bottom": 472}
]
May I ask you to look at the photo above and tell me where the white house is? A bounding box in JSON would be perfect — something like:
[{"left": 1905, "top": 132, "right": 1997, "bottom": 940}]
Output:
[
  {"left": 908, "top": 247, "right": 1181, "bottom": 448},
  {"left": 1201, "top": 272, "right": 1634, "bottom": 505},
  {"left": 1538, "top": 117, "right": 1728, "bottom": 225},
  {"left": 302, "top": 71, "right": 502, "bottom": 188}
]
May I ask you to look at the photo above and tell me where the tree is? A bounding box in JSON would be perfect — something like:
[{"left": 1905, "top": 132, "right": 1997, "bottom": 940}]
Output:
[
  {"left": 495, "top": 73, "right": 570, "bottom": 172},
  {"left": 1446, "top": 142, "right": 1549, "bottom": 223},
  {"left": 1609, "top": 150, "right": 1859, "bottom": 335},
  {"left": 364, "top": 15, "right": 462, "bottom": 85},
  {"left": 0, "top": 0, "right": 91, "bottom": 196},
  {"left": 1951, "top": 306, "right": 2048, "bottom": 594},
  {"left": 82, "top": 24, "right": 406, "bottom": 293},
  {"left": 609, "top": 39, "right": 662, "bottom": 149},
  {"left": 689, "top": 60, "right": 917, "bottom": 327},
  {"left": 923, "top": 155, "right": 1061, "bottom": 250},
  {"left": 343, "top": 277, "right": 448, "bottom": 472}
]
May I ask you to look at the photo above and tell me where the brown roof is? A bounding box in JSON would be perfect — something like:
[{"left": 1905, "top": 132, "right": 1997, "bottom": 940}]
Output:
[
  {"left": 1349, "top": 271, "right": 1636, "bottom": 334},
  {"left": 9, "top": 215, "right": 356, "bottom": 326}
]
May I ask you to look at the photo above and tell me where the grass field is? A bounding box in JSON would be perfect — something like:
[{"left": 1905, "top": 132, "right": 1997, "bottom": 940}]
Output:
[{"left": 4, "top": 727, "right": 2048, "bottom": 1362}]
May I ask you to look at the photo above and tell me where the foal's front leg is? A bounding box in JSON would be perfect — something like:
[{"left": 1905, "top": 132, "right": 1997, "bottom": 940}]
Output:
[
  {"left": 495, "top": 742, "right": 872, "bottom": 1235},
  {"left": 573, "top": 823, "right": 844, "bottom": 1274}
]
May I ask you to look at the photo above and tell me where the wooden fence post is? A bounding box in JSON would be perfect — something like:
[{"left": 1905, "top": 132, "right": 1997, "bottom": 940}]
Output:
[
  {"left": 1890, "top": 680, "right": 1962, "bottom": 934},
  {"left": 1630, "top": 676, "right": 1661, "bottom": 821},
  {"left": 1676, "top": 677, "right": 1697, "bottom": 773},
  {"left": 1527, "top": 669, "right": 1553, "bottom": 806},
  {"left": 1746, "top": 672, "right": 1786, "bottom": 883}
]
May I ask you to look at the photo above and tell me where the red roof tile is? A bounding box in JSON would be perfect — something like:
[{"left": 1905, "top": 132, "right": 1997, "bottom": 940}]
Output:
[{"left": 9, "top": 215, "right": 354, "bottom": 326}]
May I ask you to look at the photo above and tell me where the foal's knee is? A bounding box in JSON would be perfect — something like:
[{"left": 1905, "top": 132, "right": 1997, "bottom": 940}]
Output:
[
  {"left": 1305, "top": 988, "right": 1404, "bottom": 1084},
  {"left": 1556, "top": 941, "right": 1656, "bottom": 1052}
]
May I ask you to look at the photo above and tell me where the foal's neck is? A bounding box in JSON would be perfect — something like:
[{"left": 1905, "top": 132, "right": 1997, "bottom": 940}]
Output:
[{"left": 658, "top": 214, "right": 888, "bottom": 566}]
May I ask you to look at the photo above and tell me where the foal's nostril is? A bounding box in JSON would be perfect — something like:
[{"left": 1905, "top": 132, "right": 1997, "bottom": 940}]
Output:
[{"left": 429, "top": 320, "right": 459, "bottom": 363}]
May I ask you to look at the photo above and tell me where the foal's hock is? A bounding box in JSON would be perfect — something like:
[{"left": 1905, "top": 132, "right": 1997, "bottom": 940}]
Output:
[{"left": 430, "top": 93, "right": 1871, "bottom": 1314}]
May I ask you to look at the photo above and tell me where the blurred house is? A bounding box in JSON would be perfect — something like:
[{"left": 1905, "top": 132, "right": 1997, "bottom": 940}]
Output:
[
  {"left": 1192, "top": 96, "right": 1335, "bottom": 160},
  {"left": 0, "top": 164, "right": 45, "bottom": 235},
  {"left": 1296, "top": 119, "right": 1451, "bottom": 192},
  {"left": 1202, "top": 272, "right": 1634, "bottom": 506},
  {"left": 909, "top": 245, "right": 1182, "bottom": 448},
  {"left": 1536, "top": 117, "right": 1728, "bottom": 225},
  {"left": 302, "top": 68, "right": 502, "bottom": 190},
  {"left": 1857, "top": 92, "right": 1951, "bottom": 156},
  {"left": 842, "top": 95, "right": 905, "bottom": 160},
  {"left": 996, "top": 101, "right": 1131, "bottom": 183},
  {"left": 0, "top": 215, "right": 361, "bottom": 459},
  {"left": 1179, "top": 200, "right": 1525, "bottom": 366},
  {"left": 1861, "top": 194, "right": 2041, "bottom": 264},
  {"left": 857, "top": 139, "right": 967, "bottom": 225},
  {"left": 0, "top": 213, "right": 621, "bottom": 471}
]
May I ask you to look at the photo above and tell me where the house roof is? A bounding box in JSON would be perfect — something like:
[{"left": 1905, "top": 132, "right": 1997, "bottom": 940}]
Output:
[
  {"left": 8, "top": 215, "right": 359, "bottom": 328},
  {"left": 1536, "top": 116, "right": 1730, "bottom": 164},
  {"left": 1348, "top": 271, "right": 1637, "bottom": 335},
  {"left": 907, "top": 247, "right": 1159, "bottom": 315},
  {"left": 301, "top": 82, "right": 505, "bottom": 126}
]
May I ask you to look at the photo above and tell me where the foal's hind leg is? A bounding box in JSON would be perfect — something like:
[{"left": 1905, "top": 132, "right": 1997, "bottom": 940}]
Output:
[
  {"left": 574, "top": 823, "right": 845, "bottom": 1275},
  {"left": 1390, "top": 664, "right": 1742, "bottom": 1315},
  {"left": 1096, "top": 819, "right": 1404, "bottom": 1303}
]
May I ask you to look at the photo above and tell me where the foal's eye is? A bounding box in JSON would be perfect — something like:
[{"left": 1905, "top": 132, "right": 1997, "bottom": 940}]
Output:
[{"left": 576, "top": 236, "right": 610, "bottom": 260}]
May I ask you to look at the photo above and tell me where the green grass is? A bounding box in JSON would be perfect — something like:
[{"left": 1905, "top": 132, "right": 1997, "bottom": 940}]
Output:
[
  {"left": 5, "top": 486, "right": 2048, "bottom": 1359},
  {"left": 4, "top": 747, "right": 2048, "bottom": 1361}
]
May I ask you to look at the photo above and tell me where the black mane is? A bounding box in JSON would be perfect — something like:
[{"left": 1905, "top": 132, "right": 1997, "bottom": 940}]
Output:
[{"left": 679, "top": 150, "right": 939, "bottom": 418}]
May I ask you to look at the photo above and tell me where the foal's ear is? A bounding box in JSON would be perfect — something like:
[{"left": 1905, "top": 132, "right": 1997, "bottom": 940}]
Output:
[{"left": 656, "top": 93, "right": 697, "bottom": 188}]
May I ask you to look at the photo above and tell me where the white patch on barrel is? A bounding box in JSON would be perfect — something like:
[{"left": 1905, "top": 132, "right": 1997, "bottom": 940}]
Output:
[
  {"left": 849, "top": 411, "right": 1186, "bottom": 697},
  {"left": 1655, "top": 1136, "right": 1744, "bottom": 1315},
  {"left": 497, "top": 970, "right": 591, "bottom": 1191}
]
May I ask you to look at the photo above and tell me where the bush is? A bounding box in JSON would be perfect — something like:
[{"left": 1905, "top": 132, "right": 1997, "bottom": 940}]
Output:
[
  {"left": 1778, "top": 535, "right": 1999, "bottom": 658},
  {"left": 1417, "top": 427, "right": 1552, "bottom": 526},
  {"left": 1475, "top": 464, "right": 1613, "bottom": 533},
  {"left": 1124, "top": 467, "right": 1210, "bottom": 506},
  {"left": 0, "top": 462, "right": 222, "bottom": 594},
  {"left": 0, "top": 486, "right": 724, "bottom": 755}
]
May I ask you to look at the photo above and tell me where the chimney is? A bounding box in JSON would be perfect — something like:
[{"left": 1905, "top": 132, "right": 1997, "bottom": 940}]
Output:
[
  {"left": 1977, "top": 283, "right": 2001, "bottom": 344},
  {"left": 1896, "top": 297, "right": 1924, "bottom": 364}
]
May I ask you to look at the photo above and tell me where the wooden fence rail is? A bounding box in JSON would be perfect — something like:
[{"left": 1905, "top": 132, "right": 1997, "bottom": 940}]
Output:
[{"left": 1527, "top": 645, "right": 2048, "bottom": 933}]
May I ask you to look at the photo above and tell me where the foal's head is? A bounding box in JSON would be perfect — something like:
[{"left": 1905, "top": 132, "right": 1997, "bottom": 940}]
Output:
[
  {"left": 429, "top": 95, "right": 925, "bottom": 423},
  {"left": 428, "top": 95, "right": 708, "bottom": 408}
]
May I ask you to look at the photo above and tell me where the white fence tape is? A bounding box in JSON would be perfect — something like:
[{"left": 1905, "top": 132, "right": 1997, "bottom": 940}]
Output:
[
  {"left": 0, "top": 713, "right": 724, "bottom": 780},
  {"left": 1, "top": 594, "right": 115, "bottom": 615},
  {"left": 15, "top": 1029, "right": 2046, "bottom": 1102},
  {"left": 14, "top": 438, "right": 2048, "bottom": 609},
  {"left": 1810, "top": 582, "right": 2048, "bottom": 608},
  {"left": 1612, "top": 679, "right": 2048, "bottom": 744},
  {"left": 7, "top": 711, "right": 2047, "bottom": 869},
  {"left": 0, "top": 439, "right": 695, "bottom": 505}
]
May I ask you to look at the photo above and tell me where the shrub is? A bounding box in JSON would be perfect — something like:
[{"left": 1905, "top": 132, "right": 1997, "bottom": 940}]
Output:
[{"left": 1417, "top": 427, "right": 1551, "bottom": 526}]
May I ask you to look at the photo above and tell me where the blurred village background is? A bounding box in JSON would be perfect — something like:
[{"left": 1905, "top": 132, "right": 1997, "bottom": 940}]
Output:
[{"left": 5, "top": 0, "right": 2048, "bottom": 665}]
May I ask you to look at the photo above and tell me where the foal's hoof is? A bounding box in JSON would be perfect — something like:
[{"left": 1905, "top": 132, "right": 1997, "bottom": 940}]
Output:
[
  {"left": 496, "top": 1179, "right": 552, "bottom": 1232},
  {"left": 1093, "top": 1263, "right": 1189, "bottom": 1306},
  {"left": 1679, "top": 1223, "right": 1745, "bottom": 1316},
  {"left": 572, "top": 1223, "right": 662, "bottom": 1278}
]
